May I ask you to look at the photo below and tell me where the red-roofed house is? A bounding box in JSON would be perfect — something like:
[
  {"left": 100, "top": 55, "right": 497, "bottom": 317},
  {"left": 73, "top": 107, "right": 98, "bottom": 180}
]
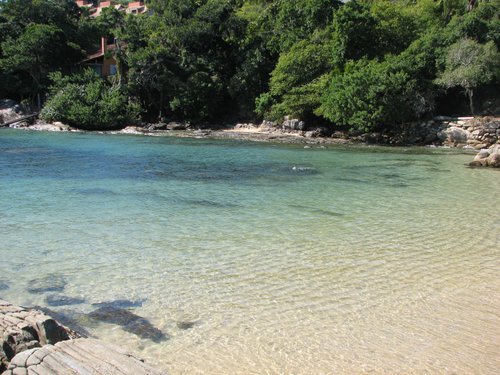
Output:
[
  {"left": 75, "top": 1, "right": 149, "bottom": 17},
  {"left": 81, "top": 37, "right": 119, "bottom": 78},
  {"left": 127, "top": 1, "right": 148, "bottom": 15}
]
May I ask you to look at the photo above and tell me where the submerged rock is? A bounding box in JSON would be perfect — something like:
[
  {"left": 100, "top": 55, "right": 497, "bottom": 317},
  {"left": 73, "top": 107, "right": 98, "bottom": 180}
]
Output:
[
  {"left": 176, "top": 321, "right": 197, "bottom": 330},
  {"left": 27, "top": 274, "right": 67, "bottom": 294},
  {"left": 91, "top": 299, "right": 145, "bottom": 309},
  {"left": 88, "top": 306, "right": 167, "bottom": 342},
  {"left": 45, "top": 294, "right": 86, "bottom": 307},
  {"left": 0, "top": 281, "right": 9, "bottom": 291}
]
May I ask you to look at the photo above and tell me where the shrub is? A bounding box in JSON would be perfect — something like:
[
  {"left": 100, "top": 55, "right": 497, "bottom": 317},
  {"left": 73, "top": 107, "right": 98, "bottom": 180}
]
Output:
[
  {"left": 320, "top": 58, "right": 418, "bottom": 132},
  {"left": 41, "top": 70, "right": 139, "bottom": 130}
]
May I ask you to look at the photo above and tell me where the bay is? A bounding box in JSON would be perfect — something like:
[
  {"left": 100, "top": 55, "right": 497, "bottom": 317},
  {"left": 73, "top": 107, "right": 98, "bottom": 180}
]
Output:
[{"left": 0, "top": 129, "right": 499, "bottom": 374}]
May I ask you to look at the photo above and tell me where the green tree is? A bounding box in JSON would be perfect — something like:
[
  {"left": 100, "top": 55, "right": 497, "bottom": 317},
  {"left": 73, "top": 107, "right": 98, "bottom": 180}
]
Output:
[
  {"left": 435, "top": 38, "right": 499, "bottom": 113},
  {"left": 41, "top": 70, "right": 139, "bottom": 129},
  {"left": 0, "top": 24, "right": 83, "bottom": 105},
  {"left": 320, "top": 58, "right": 418, "bottom": 131},
  {"left": 256, "top": 36, "right": 331, "bottom": 120}
]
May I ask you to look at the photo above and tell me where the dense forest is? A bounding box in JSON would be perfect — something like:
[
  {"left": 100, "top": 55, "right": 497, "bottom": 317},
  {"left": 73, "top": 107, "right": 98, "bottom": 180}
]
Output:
[{"left": 0, "top": 0, "right": 499, "bottom": 131}]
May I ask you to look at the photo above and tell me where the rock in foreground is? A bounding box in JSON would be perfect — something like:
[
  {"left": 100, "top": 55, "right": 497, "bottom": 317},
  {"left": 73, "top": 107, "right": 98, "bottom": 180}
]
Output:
[
  {"left": 1, "top": 300, "right": 166, "bottom": 374},
  {"left": 2, "top": 338, "right": 166, "bottom": 375},
  {"left": 470, "top": 145, "right": 500, "bottom": 167},
  {"left": 0, "top": 300, "right": 79, "bottom": 372}
]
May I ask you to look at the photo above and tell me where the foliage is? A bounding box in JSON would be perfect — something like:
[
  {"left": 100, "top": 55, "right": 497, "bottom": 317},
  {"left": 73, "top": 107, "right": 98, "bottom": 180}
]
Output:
[
  {"left": 0, "top": 23, "right": 83, "bottom": 100},
  {"left": 1, "top": 0, "right": 499, "bottom": 128},
  {"left": 0, "top": 0, "right": 91, "bottom": 102},
  {"left": 256, "top": 37, "right": 331, "bottom": 120},
  {"left": 435, "top": 38, "right": 499, "bottom": 113},
  {"left": 320, "top": 58, "right": 419, "bottom": 132},
  {"left": 40, "top": 70, "right": 139, "bottom": 130}
]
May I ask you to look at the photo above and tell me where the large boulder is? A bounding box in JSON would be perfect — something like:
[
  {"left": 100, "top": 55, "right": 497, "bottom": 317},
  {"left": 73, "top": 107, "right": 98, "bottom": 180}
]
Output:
[
  {"left": 282, "top": 116, "right": 306, "bottom": 131},
  {"left": 438, "top": 126, "right": 469, "bottom": 146},
  {"left": 0, "top": 100, "right": 25, "bottom": 125}
]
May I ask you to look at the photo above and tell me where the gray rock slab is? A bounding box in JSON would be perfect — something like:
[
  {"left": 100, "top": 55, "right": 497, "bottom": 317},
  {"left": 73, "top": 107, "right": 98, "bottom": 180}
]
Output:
[
  {"left": 0, "top": 300, "right": 79, "bottom": 373},
  {"left": 2, "top": 338, "right": 166, "bottom": 375}
]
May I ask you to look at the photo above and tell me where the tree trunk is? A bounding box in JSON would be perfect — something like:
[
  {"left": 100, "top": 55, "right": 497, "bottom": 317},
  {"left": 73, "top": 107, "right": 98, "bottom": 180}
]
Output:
[
  {"left": 467, "top": 0, "right": 476, "bottom": 12},
  {"left": 467, "top": 88, "right": 474, "bottom": 115}
]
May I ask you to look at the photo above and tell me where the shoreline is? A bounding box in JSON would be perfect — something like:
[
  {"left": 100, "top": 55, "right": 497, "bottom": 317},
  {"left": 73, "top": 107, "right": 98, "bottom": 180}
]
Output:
[{"left": 2, "top": 114, "right": 500, "bottom": 166}]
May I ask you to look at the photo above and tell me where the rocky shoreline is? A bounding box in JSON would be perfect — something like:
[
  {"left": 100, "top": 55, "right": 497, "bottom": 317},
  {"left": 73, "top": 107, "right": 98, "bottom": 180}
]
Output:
[
  {"left": 0, "top": 299, "right": 165, "bottom": 374},
  {"left": 2, "top": 100, "right": 499, "bottom": 167}
]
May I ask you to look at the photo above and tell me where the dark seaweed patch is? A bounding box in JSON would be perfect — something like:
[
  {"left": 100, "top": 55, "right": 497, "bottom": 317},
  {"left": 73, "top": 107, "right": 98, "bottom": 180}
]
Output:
[
  {"left": 176, "top": 321, "right": 197, "bottom": 330},
  {"left": 45, "top": 294, "right": 86, "bottom": 307},
  {"left": 0, "top": 281, "right": 9, "bottom": 291},
  {"left": 88, "top": 306, "right": 168, "bottom": 342},
  {"left": 91, "top": 299, "right": 145, "bottom": 309},
  {"left": 27, "top": 274, "right": 67, "bottom": 294}
]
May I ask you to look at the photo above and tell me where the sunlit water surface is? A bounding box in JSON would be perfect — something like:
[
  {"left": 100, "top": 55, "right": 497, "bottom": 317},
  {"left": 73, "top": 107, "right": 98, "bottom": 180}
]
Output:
[{"left": 0, "top": 129, "right": 499, "bottom": 374}]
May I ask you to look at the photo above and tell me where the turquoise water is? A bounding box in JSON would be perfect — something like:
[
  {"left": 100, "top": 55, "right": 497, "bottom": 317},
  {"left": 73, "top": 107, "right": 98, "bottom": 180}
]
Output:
[{"left": 1, "top": 129, "right": 499, "bottom": 374}]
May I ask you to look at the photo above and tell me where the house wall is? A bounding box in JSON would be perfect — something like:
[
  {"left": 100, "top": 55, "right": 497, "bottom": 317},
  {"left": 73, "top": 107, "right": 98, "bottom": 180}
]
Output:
[{"left": 102, "top": 57, "right": 117, "bottom": 77}]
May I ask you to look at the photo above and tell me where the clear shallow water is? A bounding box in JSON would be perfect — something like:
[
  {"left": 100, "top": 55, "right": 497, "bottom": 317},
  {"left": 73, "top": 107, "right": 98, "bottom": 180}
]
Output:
[{"left": 0, "top": 129, "right": 499, "bottom": 374}]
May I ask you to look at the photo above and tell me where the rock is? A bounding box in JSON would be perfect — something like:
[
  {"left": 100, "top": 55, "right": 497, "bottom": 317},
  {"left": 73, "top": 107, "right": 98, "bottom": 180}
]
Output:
[
  {"left": 88, "top": 306, "right": 167, "bottom": 342},
  {"left": 441, "top": 126, "right": 469, "bottom": 145},
  {"left": 0, "top": 300, "right": 79, "bottom": 372},
  {"left": 91, "top": 299, "right": 145, "bottom": 309},
  {"left": 468, "top": 160, "right": 484, "bottom": 167},
  {"left": 282, "top": 118, "right": 306, "bottom": 131},
  {"left": 120, "top": 126, "right": 146, "bottom": 134},
  {"left": 473, "top": 143, "right": 488, "bottom": 149},
  {"left": 476, "top": 149, "right": 491, "bottom": 159},
  {"left": 470, "top": 144, "right": 500, "bottom": 168},
  {"left": 260, "top": 120, "right": 277, "bottom": 130},
  {"left": 44, "top": 295, "right": 85, "bottom": 307},
  {"left": 176, "top": 321, "right": 197, "bottom": 330},
  {"left": 26, "top": 275, "right": 67, "bottom": 294},
  {"left": 3, "top": 338, "right": 166, "bottom": 375},
  {"left": 33, "top": 307, "right": 90, "bottom": 338},
  {"left": 166, "top": 122, "right": 187, "bottom": 130},
  {"left": 27, "top": 122, "right": 71, "bottom": 132},
  {"left": 487, "top": 152, "right": 500, "bottom": 167},
  {"left": 147, "top": 123, "right": 168, "bottom": 131}
]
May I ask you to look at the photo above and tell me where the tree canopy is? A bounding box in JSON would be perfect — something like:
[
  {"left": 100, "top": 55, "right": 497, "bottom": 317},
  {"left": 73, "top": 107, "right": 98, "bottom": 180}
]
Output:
[{"left": 0, "top": 0, "right": 499, "bottom": 130}]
